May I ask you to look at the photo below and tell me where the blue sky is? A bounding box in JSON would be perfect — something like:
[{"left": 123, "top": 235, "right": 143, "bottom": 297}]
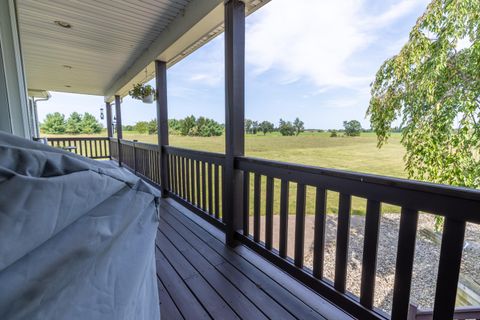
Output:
[{"left": 37, "top": 0, "right": 429, "bottom": 130}]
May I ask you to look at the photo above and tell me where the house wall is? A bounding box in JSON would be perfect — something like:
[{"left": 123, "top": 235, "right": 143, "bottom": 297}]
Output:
[{"left": 0, "top": 0, "right": 31, "bottom": 138}]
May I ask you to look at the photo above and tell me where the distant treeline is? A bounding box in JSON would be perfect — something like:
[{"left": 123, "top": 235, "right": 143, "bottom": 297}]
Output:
[
  {"left": 125, "top": 116, "right": 224, "bottom": 137},
  {"left": 41, "top": 112, "right": 103, "bottom": 134},
  {"left": 123, "top": 116, "right": 402, "bottom": 137}
]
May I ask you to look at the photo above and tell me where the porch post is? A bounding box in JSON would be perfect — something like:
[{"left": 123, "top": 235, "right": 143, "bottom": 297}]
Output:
[
  {"left": 224, "top": 0, "right": 245, "bottom": 246},
  {"left": 155, "top": 60, "right": 169, "bottom": 197},
  {"left": 106, "top": 101, "right": 113, "bottom": 138},
  {"left": 115, "top": 95, "right": 123, "bottom": 166},
  {"left": 114, "top": 95, "right": 123, "bottom": 139}
]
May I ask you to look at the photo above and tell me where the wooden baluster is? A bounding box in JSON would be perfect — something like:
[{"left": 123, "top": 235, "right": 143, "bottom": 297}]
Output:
[
  {"left": 253, "top": 173, "right": 261, "bottom": 242},
  {"left": 180, "top": 156, "right": 185, "bottom": 199},
  {"left": 294, "top": 183, "right": 306, "bottom": 268},
  {"left": 172, "top": 155, "right": 177, "bottom": 194},
  {"left": 89, "top": 140, "right": 93, "bottom": 158},
  {"left": 189, "top": 159, "right": 194, "bottom": 204},
  {"left": 432, "top": 218, "right": 466, "bottom": 319},
  {"left": 201, "top": 161, "right": 207, "bottom": 211},
  {"left": 360, "top": 199, "right": 381, "bottom": 309},
  {"left": 279, "top": 180, "right": 289, "bottom": 258},
  {"left": 242, "top": 171, "right": 250, "bottom": 236},
  {"left": 313, "top": 187, "right": 327, "bottom": 278},
  {"left": 185, "top": 158, "right": 191, "bottom": 202},
  {"left": 208, "top": 163, "right": 213, "bottom": 215},
  {"left": 391, "top": 208, "right": 418, "bottom": 320},
  {"left": 334, "top": 193, "right": 351, "bottom": 293},
  {"left": 214, "top": 164, "right": 220, "bottom": 219},
  {"left": 176, "top": 156, "right": 182, "bottom": 197},
  {"left": 182, "top": 157, "right": 187, "bottom": 199},
  {"left": 265, "top": 176, "right": 274, "bottom": 250},
  {"left": 169, "top": 154, "right": 174, "bottom": 192},
  {"left": 196, "top": 160, "right": 201, "bottom": 208}
]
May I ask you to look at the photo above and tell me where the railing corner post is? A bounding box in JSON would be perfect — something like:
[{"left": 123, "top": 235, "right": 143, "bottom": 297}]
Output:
[
  {"left": 155, "top": 60, "right": 169, "bottom": 198},
  {"left": 224, "top": 0, "right": 245, "bottom": 247}
]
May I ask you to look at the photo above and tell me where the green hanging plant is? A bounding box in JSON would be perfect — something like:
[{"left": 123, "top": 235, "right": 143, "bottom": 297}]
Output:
[{"left": 129, "top": 83, "right": 156, "bottom": 103}]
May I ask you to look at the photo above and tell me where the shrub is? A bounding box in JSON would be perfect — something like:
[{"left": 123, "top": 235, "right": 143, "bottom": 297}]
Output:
[
  {"left": 41, "top": 112, "right": 66, "bottom": 134},
  {"left": 278, "top": 119, "right": 295, "bottom": 136},
  {"left": 343, "top": 120, "right": 362, "bottom": 136}
]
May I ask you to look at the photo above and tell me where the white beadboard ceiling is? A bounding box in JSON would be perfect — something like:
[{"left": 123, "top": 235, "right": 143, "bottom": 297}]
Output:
[{"left": 16, "top": 0, "right": 269, "bottom": 101}]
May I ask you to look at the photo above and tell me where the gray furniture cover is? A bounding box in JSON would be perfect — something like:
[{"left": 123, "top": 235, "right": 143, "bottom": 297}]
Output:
[{"left": 0, "top": 131, "right": 160, "bottom": 320}]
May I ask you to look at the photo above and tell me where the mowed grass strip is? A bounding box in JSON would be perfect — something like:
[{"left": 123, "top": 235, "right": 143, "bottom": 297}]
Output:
[{"left": 45, "top": 131, "right": 405, "bottom": 214}]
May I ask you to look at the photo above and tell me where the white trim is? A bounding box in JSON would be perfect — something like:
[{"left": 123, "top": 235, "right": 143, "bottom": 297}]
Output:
[{"left": 0, "top": 0, "right": 30, "bottom": 138}]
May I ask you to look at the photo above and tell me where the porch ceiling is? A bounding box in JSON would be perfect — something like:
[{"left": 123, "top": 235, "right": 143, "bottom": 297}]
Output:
[{"left": 16, "top": 0, "right": 269, "bottom": 101}]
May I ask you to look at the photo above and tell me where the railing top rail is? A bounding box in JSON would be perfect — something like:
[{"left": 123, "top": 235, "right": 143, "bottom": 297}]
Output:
[
  {"left": 164, "top": 145, "right": 226, "bottom": 165},
  {"left": 134, "top": 141, "right": 158, "bottom": 151},
  {"left": 236, "top": 156, "right": 480, "bottom": 223},
  {"left": 45, "top": 137, "right": 109, "bottom": 141},
  {"left": 119, "top": 139, "right": 134, "bottom": 146}
]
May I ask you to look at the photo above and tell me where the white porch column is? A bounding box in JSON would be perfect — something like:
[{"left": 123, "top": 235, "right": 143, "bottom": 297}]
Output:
[{"left": 0, "top": 0, "right": 31, "bottom": 138}]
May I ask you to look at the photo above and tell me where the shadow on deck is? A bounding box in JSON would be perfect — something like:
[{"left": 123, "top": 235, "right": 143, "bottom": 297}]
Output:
[{"left": 156, "top": 198, "right": 353, "bottom": 320}]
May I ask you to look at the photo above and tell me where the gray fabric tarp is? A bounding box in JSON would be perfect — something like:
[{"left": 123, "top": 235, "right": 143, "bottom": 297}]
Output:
[{"left": 0, "top": 131, "right": 160, "bottom": 320}]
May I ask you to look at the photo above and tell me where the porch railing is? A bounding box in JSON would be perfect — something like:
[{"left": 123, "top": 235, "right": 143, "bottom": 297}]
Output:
[
  {"left": 164, "top": 145, "right": 226, "bottom": 230},
  {"left": 45, "top": 137, "right": 110, "bottom": 159},
  {"left": 234, "top": 156, "right": 480, "bottom": 319},
  {"left": 50, "top": 136, "right": 480, "bottom": 320}
]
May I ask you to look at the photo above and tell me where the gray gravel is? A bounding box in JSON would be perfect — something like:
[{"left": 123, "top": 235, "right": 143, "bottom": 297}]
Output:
[
  {"left": 250, "top": 214, "right": 480, "bottom": 315},
  {"left": 303, "top": 214, "right": 480, "bottom": 314}
]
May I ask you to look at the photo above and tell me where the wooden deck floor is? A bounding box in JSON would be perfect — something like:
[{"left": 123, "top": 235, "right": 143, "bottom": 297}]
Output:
[{"left": 156, "top": 198, "right": 353, "bottom": 320}]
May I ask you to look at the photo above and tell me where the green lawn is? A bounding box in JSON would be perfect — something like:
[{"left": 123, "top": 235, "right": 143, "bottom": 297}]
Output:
[
  {"left": 121, "top": 131, "right": 405, "bottom": 178},
  {"left": 45, "top": 131, "right": 405, "bottom": 214}
]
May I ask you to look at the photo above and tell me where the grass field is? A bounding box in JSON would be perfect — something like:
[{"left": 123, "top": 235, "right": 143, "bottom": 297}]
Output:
[{"left": 44, "top": 131, "right": 406, "bottom": 214}]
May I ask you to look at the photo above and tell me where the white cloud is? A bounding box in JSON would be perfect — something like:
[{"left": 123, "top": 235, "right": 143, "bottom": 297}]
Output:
[
  {"left": 189, "top": 71, "right": 222, "bottom": 86},
  {"left": 246, "top": 0, "right": 429, "bottom": 91}
]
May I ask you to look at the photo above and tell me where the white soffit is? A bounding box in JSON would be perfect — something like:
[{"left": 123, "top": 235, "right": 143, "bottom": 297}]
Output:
[{"left": 16, "top": 0, "right": 269, "bottom": 100}]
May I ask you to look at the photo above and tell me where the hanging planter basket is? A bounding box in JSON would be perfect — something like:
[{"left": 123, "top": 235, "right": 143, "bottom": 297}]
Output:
[
  {"left": 142, "top": 94, "right": 154, "bottom": 104},
  {"left": 129, "top": 83, "right": 156, "bottom": 104}
]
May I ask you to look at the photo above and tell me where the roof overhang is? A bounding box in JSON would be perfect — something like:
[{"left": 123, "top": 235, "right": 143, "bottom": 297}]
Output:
[
  {"left": 16, "top": 0, "right": 269, "bottom": 102},
  {"left": 28, "top": 89, "right": 50, "bottom": 99}
]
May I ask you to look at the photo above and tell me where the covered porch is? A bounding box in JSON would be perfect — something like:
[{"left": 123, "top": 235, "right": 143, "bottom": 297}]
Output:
[{"left": 1, "top": 0, "right": 480, "bottom": 319}]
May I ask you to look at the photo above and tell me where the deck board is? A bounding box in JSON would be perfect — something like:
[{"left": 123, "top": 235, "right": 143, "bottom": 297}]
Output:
[{"left": 156, "top": 198, "right": 353, "bottom": 320}]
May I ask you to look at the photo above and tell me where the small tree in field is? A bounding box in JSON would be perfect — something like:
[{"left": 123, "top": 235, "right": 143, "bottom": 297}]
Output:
[
  {"left": 179, "top": 115, "right": 196, "bottom": 136},
  {"left": 278, "top": 119, "right": 295, "bottom": 136},
  {"left": 135, "top": 121, "right": 148, "bottom": 134},
  {"left": 251, "top": 121, "right": 259, "bottom": 134},
  {"left": 80, "top": 113, "right": 103, "bottom": 133},
  {"left": 41, "top": 112, "right": 66, "bottom": 134},
  {"left": 259, "top": 121, "right": 275, "bottom": 135},
  {"left": 65, "top": 112, "right": 83, "bottom": 134},
  {"left": 293, "top": 118, "right": 305, "bottom": 136},
  {"left": 147, "top": 119, "right": 157, "bottom": 134},
  {"left": 245, "top": 119, "right": 253, "bottom": 134},
  {"left": 343, "top": 120, "right": 362, "bottom": 136}
]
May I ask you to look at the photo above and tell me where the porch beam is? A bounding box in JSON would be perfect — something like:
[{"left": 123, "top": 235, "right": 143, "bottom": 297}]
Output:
[
  {"left": 224, "top": 0, "right": 245, "bottom": 246},
  {"left": 155, "top": 60, "right": 169, "bottom": 198},
  {"left": 106, "top": 102, "right": 113, "bottom": 138}
]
